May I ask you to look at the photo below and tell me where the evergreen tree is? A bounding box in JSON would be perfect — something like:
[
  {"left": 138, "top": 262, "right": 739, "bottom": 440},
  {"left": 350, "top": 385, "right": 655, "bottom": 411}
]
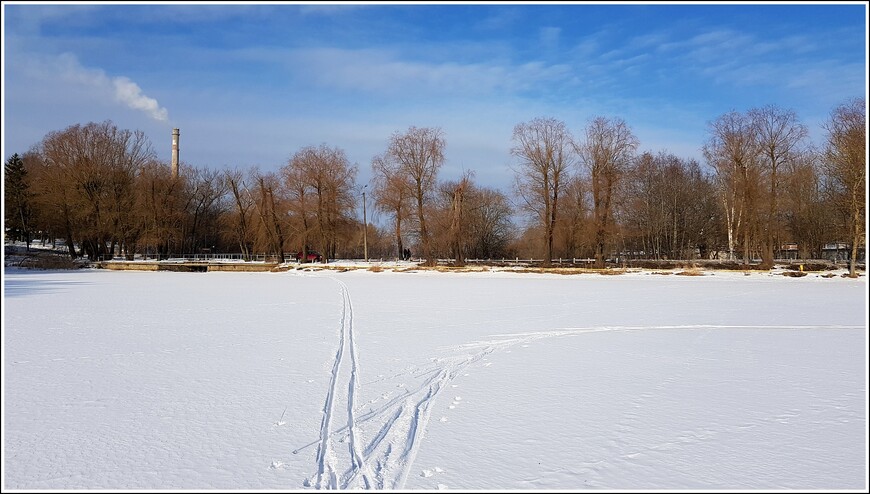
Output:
[{"left": 4, "top": 153, "right": 32, "bottom": 248}]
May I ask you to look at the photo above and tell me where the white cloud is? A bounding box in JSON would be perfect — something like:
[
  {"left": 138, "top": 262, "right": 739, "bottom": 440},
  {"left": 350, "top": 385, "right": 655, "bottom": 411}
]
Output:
[{"left": 23, "top": 52, "right": 169, "bottom": 122}]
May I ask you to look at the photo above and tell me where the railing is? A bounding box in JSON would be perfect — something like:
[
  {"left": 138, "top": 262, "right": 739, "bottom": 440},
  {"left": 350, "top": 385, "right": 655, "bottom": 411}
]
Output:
[
  {"left": 105, "top": 253, "right": 283, "bottom": 263},
  {"left": 101, "top": 254, "right": 601, "bottom": 266},
  {"left": 462, "top": 258, "right": 597, "bottom": 266}
]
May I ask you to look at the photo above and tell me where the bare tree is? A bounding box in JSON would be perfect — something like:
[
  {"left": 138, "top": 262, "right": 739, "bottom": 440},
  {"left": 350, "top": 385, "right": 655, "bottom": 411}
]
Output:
[
  {"left": 180, "top": 166, "right": 228, "bottom": 255},
  {"left": 511, "top": 117, "right": 574, "bottom": 266},
  {"left": 624, "top": 151, "right": 666, "bottom": 259},
  {"left": 133, "top": 159, "right": 184, "bottom": 258},
  {"left": 783, "top": 150, "right": 832, "bottom": 259},
  {"left": 223, "top": 168, "right": 255, "bottom": 260},
  {"left": 446, "top": 171, "right": 474, "bottom": 265},
  {"left": 29, "top": 121, "right": 155, "bottom": 260},
  {"left": 703, "top": 111, "right": 761, "bottom": 263},
  {"left": 280, "top": 161, "right": 314, "bottom": 262},
  {"left": 22, "top": 149, "right": 79, "bottom": 256},
  {"left": 823, "top": 97, "right": 866, "bottom": 277},
  {"left": 371, "top": 153, "right": 412, "bottom": 260},
  {"left": 249, "top": 170, "right": 287, "bottom": 263},
  {"left": 383, "top": 126, "right": 445, "bottom": 266},
  {"left": 465, "top": 184, "right": 516, "bottom": 260},
  {"left": 622, "top": 151, "right": 720, "bottom": 260},
  {"left": 749, "top": 105, "right": 808, "bottom": 267},
  {"left": 285, "top": 144, "right": 357, "bottom": 262},
  {"left": 575, "top": 116, "right": 639, "bottom": 268},
  {"left": 555, "top": 174, "right": 589, "bottom": 259}
]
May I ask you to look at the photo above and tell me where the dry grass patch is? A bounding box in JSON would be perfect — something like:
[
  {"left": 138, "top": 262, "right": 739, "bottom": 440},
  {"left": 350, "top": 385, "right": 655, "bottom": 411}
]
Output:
[
  {"left": 675, "top": 268, "right": 704, "bottom": 276},
  {"left": 598, "top": 268, "right": 629, "bottom": 276},
  {"left": 541, "top": 267, "right": 588, "bottom": 275}
]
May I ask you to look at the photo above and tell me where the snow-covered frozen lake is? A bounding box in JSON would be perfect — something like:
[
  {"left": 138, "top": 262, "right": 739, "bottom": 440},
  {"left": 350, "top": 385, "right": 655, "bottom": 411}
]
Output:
[{"left": 3, "top": 267, "right": 867, "bottom": 490}]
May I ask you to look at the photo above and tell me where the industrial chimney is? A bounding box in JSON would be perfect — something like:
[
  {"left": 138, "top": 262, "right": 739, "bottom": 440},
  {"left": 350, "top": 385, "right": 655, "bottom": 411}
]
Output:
[{"left": 171, "top": 128, "right": 180, "bottom": 179}]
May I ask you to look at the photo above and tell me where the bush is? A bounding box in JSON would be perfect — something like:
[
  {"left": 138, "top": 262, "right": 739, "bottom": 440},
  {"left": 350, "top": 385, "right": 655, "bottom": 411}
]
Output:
[
  {"left": 13, "top": 252, "right": 84, "bottom": 270},
  {"left": 782, "top": 271, "right": 808, "bottom": 277},
  {"left": 784, "top": 262, "right": 838, "bottom": 272}
]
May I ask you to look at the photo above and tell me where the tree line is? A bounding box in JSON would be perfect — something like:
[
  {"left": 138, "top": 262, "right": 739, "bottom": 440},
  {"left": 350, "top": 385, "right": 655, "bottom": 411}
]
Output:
[{"left": 4, "top": 97, "right": 865, "bottom": 275}]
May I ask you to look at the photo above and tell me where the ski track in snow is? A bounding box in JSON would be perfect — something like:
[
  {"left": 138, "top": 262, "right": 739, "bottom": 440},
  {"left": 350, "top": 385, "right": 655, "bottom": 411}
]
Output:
[
  {"left": 308, "top": 278, "right": 374, "bottom": 489},
  {"left": 286, "top": 272, "right": 863, "bottom": 490},
  {"left": 295, "top": 275, "right": 500, "bottom": 490}
]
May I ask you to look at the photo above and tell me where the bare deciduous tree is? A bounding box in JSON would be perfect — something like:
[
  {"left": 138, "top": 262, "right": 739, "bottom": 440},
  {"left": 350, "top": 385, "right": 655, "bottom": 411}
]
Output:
[
  {"left": 284, "top": 144, "right": 358, "bottom": 262},
  {"left": 223, "top": 168, "right": 255, "bottom": 260},
  {"left": 575, "top": 116, "right": 638, "bottom": 268},
  {"left": 555, "top": 174, "right": 589, "bottom": 259},
  {"left": 30, "top": 121, "right": 155, "bottom": 259},
  {"left": 446, "top": 171, "right": 474, "bottom": 265},
  {"left": 371, "top": 153, "right": 412, "bottom": 260},
  {"left": 511, "top": 117, "right": 574, "bottom": 266},
  {"left": 783, "top": 150, "right": 832, "bottom": 259},
  {"left": 749, "top": 105, "right": 808, "bottom": 268},
  {"left": 823, "top": 97, "right": 866, "bottom": 277},
  {"left": 383, "top": 126, "right": 445, "bottom": 266},
  {"left": 623, "top": 152, "right": 720, "bottom": 260},
  {"left": 180, "top": 166, "right": 228, "bottom": 255},
  {"left": 703, "top": 111, "right": 760, "bottom": 263},
  {"left": 250, "top": 170, "right": 287, "bottom": 263},
  {"left": 465, "top": 185, "right": 515, "bottom": 260},
  {"left": 134, "top": 159, "right": 184, "bottom": 258}
]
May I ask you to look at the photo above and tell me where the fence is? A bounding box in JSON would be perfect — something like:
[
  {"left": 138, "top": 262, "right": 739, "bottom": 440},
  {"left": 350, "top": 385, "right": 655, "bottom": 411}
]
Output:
[{"left": 106, "top": 253, "right": 283, "bottom": 263}]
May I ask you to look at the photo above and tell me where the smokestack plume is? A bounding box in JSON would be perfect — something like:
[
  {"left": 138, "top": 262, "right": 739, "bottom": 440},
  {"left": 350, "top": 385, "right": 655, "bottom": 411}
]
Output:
[{"left": 171, "top": 128, "right": 180, "bottom": 179}]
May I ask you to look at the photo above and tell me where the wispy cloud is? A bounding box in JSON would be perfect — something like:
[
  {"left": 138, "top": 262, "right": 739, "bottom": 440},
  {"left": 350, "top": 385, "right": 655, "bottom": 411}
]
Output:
[
  {"left": 23, "top": 52, "right": 169, "bottom": 122},
  {"left": 256, "top": 47, "right": 574, "bottom": 98}
]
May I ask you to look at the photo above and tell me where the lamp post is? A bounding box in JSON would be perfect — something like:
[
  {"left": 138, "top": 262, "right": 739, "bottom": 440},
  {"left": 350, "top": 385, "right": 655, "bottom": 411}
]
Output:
[{"left": 362, "top": 185, "right": 368, "bottom": 262}]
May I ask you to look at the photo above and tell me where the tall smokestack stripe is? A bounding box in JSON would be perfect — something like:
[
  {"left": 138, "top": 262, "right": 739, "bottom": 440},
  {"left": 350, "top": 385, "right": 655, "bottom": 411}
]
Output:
[{"left": 171, "top": 128, "right": 180, "bottom": 179}]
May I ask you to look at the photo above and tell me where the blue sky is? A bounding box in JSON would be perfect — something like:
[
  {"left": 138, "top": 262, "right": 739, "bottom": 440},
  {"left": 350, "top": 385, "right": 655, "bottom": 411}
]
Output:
[{"left": 2, "top": 2, "right": 867, "bottom": 195}]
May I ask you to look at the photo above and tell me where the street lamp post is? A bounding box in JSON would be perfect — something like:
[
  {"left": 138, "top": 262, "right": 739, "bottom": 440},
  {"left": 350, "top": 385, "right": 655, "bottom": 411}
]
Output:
[{"left": 362, "top": 185, "right": 368, "bottom": 262}]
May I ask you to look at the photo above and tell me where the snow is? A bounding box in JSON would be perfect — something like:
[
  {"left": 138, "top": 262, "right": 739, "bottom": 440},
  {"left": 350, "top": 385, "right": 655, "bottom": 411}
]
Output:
[{"left": 3, "top": 266, "right": 868, "bottom": 490}]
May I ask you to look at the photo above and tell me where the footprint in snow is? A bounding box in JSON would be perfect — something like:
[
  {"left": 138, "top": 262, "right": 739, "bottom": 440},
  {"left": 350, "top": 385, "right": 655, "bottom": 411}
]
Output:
[
  {"left": 422, "top": 467, "right": 446, "bottom": 478},
  {"left": 439, "top": 416, "right": 448, "bottom": 422},
  {"left": 437, "top": 483, "right": 449, "bottom": 489}
]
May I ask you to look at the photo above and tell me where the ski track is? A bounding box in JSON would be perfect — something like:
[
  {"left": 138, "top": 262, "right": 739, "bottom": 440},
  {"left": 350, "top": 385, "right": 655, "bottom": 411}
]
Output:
[
  {"left": 288, "top": 271, "right": 862, "bottom": 490},
  {"left": 309, "top": 278, "right": 374, "bottom": 490}
]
